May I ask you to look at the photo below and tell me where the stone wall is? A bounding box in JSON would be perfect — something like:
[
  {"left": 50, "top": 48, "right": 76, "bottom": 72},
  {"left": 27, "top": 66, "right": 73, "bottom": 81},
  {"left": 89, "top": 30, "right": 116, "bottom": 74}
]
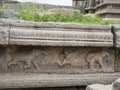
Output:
[
  {"left": 85, "top": 0, "right": 120, "bottom": 20},
  {"left": 0, "top": 19, "right": 120, "bottom": 89}
]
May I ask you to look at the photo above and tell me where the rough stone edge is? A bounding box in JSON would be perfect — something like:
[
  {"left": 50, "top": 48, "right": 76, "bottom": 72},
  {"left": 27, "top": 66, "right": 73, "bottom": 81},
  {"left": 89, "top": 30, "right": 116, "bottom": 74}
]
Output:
[
  {"left": 1, "top": 19, "right": 120, "bottom": 47},
  {"left": 95, "top": 2, "right": 120, "bottom": 10},
  {"left": 0, "top": 19, "right": 111, "bottom": 30},
  {"left": 0, "top": 72, "right": 119, "bottom": 89},
  {"left": 96, "top": 9, "right": 120, "bottom": 15}
]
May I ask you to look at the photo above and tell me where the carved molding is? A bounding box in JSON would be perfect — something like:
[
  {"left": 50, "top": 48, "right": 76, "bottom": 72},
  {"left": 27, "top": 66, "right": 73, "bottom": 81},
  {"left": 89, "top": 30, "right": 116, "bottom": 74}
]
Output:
[{"left": 0, "top": 19, "right": 113, "bottom": 47}]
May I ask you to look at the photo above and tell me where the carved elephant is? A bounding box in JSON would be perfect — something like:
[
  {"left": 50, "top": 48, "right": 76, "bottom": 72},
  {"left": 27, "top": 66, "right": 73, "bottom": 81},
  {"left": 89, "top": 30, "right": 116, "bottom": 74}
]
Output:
[{"left": 86, "top": 50, "right": 109, "bottom": 69}]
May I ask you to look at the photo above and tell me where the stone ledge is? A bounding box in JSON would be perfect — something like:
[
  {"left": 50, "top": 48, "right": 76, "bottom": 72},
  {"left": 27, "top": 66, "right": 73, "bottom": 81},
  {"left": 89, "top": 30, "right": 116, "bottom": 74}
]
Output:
[
  {"left": 0, "top": 19, "right": 111, "bottom": 30},
  {"left": 0, "top": 19, "right": 113, "bottom": 47},
  {"left": 0, "top": 72, "right": 119, "bottom": 89},
  {"left": 95, "top": 2, "right": 120, "bottom": 10},
  {"left": 103, "top": 18, "right": 120, "bottom": 23},
  {"left": 104, "top": 0, "right": 120, "bottom": 4},
  {"left": 96, "top": 9, "right": 120, "bottom": 15}
]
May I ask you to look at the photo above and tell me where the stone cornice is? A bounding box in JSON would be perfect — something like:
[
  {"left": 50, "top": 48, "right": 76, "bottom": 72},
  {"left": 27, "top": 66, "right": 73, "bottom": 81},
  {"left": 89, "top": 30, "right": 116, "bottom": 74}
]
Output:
[{"left": 0, "top": 19, "right": 114, "bottom": 47}]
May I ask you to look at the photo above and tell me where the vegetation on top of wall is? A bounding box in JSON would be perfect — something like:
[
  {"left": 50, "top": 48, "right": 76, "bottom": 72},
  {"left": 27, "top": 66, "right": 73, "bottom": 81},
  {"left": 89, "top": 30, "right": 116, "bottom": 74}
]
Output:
[
  {"left": 18, "top": 3, "right": 116, "bottom": 25},
  {"left": 0, "top": 2, "right": 118, "bottom": 25},
  {"left": 19, "top": 10, "right": 115, "bottom": 25}
]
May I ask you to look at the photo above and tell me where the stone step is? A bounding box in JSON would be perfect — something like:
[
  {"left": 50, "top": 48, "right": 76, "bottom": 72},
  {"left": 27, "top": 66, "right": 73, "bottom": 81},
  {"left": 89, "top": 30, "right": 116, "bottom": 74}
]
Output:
[{"left": 0, "top": 72, "right": 119, "bottom": 89}]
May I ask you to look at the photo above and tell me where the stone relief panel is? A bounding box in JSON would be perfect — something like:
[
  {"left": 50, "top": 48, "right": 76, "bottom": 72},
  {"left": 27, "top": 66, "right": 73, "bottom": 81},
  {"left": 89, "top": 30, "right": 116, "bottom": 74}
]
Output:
[{"left": 0, "top": 46, "right": 115, "bottom": 73}]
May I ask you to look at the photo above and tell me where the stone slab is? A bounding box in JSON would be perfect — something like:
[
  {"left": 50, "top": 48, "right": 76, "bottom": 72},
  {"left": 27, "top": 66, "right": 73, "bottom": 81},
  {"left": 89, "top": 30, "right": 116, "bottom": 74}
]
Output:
[
  {"left": 86, "top": 78, "right": 120, "bottom": 90},
  {"left": 8, "top": 20, "right": 113, "bottom": 47},
  {"left": 0, "top": 19, "right": 113, "bottom": 47},
  {"left": 103, "top": 18, "right": 120, "bottom": 23},
  {"left": 95, "top": 2, "right": 120, "bottom": 9},
  {"left": 0, "top": 46, "right": 115, "bottom": 74},
  {"left": 96, "top": 9, "right": 120, "bottom": 15},
  {"left": 0, "top": 72, "right": 119, "bottom": 89},
  {"left": 113, "top": 78, "right": 120, "bottom": 90},
  {"left": 86, "top": 84, "right": 112, "bottom": 90}
]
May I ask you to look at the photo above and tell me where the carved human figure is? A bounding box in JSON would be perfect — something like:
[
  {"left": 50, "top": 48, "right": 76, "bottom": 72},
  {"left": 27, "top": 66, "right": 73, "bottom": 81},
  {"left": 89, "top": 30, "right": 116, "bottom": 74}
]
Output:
[
  {"left": 86, "top": 50, "right": 109, "bottom": 69},
  {"left": 7, "top": 49, "right": 41, "bottom": 69}
]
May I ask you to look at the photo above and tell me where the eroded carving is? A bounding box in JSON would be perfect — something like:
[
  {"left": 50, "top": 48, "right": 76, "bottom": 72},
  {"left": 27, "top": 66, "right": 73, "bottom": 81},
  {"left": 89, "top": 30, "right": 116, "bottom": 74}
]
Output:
[
  {"left": 86, "top": 50, "right": 109, "bottom": 69},
  {"left": 59, "top": 50, "right": 79, "bottom": 67},
  {"left": 56, "top": 49, "right": 88, "bottom": 68},
  {"left": 7, "top": 49, "right": 42, "bottom": 69},
  {"left": 0, "top": 46, "right": 113, "bottom": 73}
]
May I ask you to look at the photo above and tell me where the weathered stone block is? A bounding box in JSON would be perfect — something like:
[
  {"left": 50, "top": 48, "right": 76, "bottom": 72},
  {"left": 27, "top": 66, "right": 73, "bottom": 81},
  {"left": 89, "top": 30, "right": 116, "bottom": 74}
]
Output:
[
  {"left": 0, "top": 20, "right": 10, "bottom": 45},
  {"left": 113, "top": 78, "right": 120, "bottom": 90},
  {"left": 0, "top": 19, "right": 117, "bottom": 89},
  {"left": 86, "top": 0, "right": 120, "bottom": 19},
  {"left": 8, "top": 20, "right": 113, "bottom": 47},
  {"left": 0, "top": 20, "right": 115, "bottom": 73},
  {"left": 86, "top": 84, "right": 112, "bottom": 90},
  {"left": 0, "top": 46, "right": 114, "bottom": 74},
  {"left": 86, "top": 78, "right": 120, "bottom": 90},
  {"left": 0, "top": 27, "right": 9, "bottom": 44},
  {"left": 0, "top": 73, "right": 119, "bottom": 89}
]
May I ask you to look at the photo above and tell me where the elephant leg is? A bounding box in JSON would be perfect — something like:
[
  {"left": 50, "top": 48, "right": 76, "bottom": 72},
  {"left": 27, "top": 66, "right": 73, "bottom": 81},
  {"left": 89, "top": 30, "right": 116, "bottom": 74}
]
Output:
[
  {"left": 25, "top": 60, "right": 31, "bottom": 69},
  {"left": 99, "top": 58, "right": 105, "bottom": 69},
  {"left": 32, "top": 60, "right": 39, "bottom": 69},
  {"left": 89, "top": 59, "right": 95, "bottom": 69}
]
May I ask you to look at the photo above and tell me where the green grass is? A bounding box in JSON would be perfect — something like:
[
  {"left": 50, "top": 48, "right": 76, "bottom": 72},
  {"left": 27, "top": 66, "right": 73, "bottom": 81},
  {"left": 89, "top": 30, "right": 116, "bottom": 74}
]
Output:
[
  {"left": 18, "top": 2, "right": 116, "bottom": 25},
  {"left": 19, "top": 10, "right": 116, "bottom": 25},
  {"left": 18, "top": 3, "right": 117, "bottom": 25}
]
